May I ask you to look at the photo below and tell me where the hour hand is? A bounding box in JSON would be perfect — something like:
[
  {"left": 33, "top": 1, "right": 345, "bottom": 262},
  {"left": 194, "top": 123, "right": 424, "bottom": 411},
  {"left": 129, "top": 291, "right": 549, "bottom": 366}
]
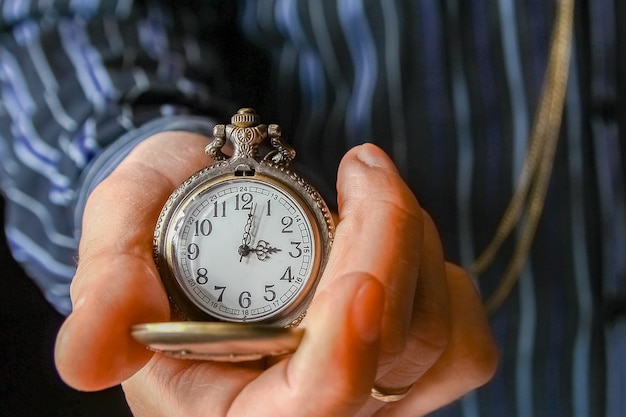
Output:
[{"left": 251, "top": 240, "right": 281, "bottom": 261}]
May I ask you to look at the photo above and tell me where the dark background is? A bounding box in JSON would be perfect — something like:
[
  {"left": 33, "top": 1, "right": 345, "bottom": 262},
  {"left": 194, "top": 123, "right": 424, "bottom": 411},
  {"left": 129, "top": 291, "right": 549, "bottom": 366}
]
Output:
[{"left": 0, "top": 198, "right": 132, "bottom": 417}]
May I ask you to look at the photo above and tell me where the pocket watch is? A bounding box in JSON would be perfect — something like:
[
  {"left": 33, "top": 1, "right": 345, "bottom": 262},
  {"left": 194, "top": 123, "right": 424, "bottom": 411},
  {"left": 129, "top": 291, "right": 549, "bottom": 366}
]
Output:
[{"left": 132, "top": 108, "right": 334, "bottom": 361}]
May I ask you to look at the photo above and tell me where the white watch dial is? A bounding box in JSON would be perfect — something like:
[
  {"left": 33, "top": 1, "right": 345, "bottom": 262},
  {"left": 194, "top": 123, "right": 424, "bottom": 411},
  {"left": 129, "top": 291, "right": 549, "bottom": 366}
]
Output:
[{"left": 168, "top": 177, "right": 318, "bottom": 322}]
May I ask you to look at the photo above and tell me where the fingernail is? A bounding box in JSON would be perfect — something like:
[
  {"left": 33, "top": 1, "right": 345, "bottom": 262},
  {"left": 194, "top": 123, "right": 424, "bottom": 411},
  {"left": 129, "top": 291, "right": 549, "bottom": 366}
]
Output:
[
  {"left": 354, "top": 143, "right": 394, "bottom": 171},
  {"left": 351, "top": 276, "right": 386, "bottom": 344}
]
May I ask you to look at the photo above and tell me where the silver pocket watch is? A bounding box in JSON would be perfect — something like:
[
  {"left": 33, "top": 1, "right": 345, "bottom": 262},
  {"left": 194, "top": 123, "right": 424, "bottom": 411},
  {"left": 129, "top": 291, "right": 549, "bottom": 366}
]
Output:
[{"left": 133, "top": 108, "right": 335, "bottom": 361}]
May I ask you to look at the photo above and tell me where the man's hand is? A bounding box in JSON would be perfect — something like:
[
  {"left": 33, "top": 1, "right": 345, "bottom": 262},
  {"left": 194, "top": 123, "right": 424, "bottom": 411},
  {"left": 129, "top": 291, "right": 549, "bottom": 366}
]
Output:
[{"left": 55, "top": 135, "right": 497, "bottom": 417}]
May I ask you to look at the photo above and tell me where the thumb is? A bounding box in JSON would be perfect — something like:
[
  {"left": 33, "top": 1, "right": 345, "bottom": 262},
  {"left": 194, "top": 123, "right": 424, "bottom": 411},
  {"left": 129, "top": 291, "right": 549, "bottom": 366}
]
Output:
[{"left": 320, "top": 143, "right": 425, "bottom": 361}]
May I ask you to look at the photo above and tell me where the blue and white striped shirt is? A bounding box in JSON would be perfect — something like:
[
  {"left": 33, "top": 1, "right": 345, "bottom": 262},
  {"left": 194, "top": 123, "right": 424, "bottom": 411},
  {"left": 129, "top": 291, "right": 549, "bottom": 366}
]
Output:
[{"left": 0, "top": 1, "right": 623, "bottom": 416}]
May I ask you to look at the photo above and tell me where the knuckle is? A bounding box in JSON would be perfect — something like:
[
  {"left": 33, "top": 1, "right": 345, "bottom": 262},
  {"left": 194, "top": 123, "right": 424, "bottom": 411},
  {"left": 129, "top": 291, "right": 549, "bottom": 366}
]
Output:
[{"left": 370, "top": 184, "right": 421, "bottom": 220}]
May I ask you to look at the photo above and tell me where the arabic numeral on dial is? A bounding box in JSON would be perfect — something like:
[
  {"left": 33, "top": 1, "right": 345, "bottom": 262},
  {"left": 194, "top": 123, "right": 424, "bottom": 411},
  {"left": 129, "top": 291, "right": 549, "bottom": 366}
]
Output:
[
  {"left": 196, "top": 268, "right": 208, "bottom": 285},
  {"left": 239, "top": 291, "right": 252, "bottom": 308},
  {"left": 187, "top": 243, "right": 199, "bottom": 260},
  {"left": 264, "top": 285, "right": 276, "bottom": 301},
  {"left": 289, "top": 241, "right": 302, "bottom": 258},
  {"left": 214, "top": 286, "right": 226, "bottom": 302},
  {"left": 281, "top": 216, "right": 293, "bottom": 233},
  {"left": 280, "top": 266, "right": 293, "bottom": 282},
  {"left": 213, "top": 201, "right": 226, "bottom": 217},
  {"left": 235, "top": 193, "right": 253, "bottom": 210},
  {"left": 194, "top": 219, "right": 212, "bottom": 236}
]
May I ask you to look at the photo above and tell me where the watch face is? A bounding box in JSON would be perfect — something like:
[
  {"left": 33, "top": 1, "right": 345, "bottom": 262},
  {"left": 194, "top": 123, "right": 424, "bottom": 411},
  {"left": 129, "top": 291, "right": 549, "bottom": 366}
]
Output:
[{"left": 162, "top": 174, "right": 321, "bottom": 323}]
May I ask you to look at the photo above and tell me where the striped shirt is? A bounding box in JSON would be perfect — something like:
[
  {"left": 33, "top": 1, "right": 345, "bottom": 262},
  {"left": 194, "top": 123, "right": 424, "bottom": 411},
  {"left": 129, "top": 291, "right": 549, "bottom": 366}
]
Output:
[{"left": 0, "top": 1, "right": 623, "bottom": 416}]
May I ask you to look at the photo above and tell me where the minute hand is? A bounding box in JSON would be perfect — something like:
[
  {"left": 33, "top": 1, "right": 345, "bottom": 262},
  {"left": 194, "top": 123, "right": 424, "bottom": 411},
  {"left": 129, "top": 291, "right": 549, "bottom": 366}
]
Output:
[{"left": 238, "top": 203, "right": 256, "bottom": 262}]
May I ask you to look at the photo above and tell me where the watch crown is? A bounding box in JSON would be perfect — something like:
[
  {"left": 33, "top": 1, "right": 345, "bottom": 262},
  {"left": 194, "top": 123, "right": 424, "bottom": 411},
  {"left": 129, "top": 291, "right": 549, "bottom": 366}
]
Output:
[{"left": 231, "top": 108, "right": 260, "bottom": 128}]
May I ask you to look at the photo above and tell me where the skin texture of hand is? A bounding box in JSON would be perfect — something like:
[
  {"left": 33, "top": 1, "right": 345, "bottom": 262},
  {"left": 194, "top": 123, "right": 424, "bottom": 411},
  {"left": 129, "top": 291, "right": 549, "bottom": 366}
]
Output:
[{"left": 54, "top": 133, "right": 498, "bottom": 417}]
